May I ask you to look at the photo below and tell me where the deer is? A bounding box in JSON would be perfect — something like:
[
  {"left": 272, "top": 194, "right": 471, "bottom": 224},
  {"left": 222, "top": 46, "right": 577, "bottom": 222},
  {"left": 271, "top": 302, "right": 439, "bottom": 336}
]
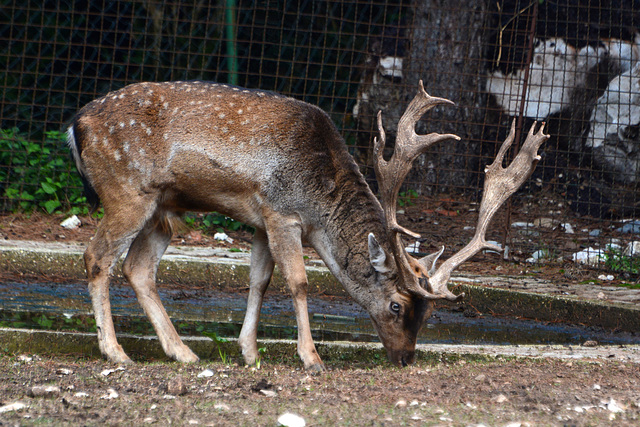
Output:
[{"left": 68, "top": 80, "right": 548, "bottom": 371}]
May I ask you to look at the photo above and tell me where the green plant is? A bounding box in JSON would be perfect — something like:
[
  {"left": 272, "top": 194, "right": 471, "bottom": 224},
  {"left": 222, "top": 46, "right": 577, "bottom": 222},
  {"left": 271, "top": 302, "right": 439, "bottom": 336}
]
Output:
[
  {"left": 201, "top": 331, "right": 230, "bottom": 364},
  {"left": 255, "top": 346, "right": 267, "bottom": 369},
  {"left": 398, "top": 189, "right": 418, "bottom": 207},
  {"left": 0, "top": 128, "right": 87, "bottom": 213},
  {"left": 603, "top": 249, "right": 640, "bottom": 275}
]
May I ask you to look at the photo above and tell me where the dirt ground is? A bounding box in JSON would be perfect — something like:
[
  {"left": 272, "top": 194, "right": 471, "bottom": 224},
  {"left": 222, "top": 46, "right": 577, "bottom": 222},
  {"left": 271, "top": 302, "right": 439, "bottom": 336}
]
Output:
[{"left": 0, "top": 352, "right": 639, "bottom": 426}]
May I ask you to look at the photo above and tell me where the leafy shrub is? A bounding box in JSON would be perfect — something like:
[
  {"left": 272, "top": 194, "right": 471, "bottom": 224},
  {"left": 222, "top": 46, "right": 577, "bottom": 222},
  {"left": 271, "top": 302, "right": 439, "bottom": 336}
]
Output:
[{"left": 0, "top": 128, "right": 87, "bottom": 214}]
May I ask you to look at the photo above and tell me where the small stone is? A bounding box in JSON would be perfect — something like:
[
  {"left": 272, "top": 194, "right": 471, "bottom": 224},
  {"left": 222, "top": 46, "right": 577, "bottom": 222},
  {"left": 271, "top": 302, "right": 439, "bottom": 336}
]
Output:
[
  {"left": 474, "top": 374, "right": 487, "bottom": 382},
  {"left": 0, "top": 401, "right": 27, "bottom": 413},
  {"left": 493, "top": 394, "right": 508, "bottom": 403},
  {"left": 166, "top": 375, "right": 188, "bottom": 396},
  {"left": 593, "top": 384, "right": 601, "bottom": 390},
  {"left": 56, "top": 368, "right": 73, "bottom": 375},
  {"left": 395, "top": 399, "right": 407, "bottom": 408},
  {"left": 582, "top": 340, "right": 598, "bottom": 347},
  {"left": 60, "top": 215, "right": 81, "bottom": 229},
  {"left": 100, "top": 388, "right": 119, "bottom": 400},
  {"left": 277, "top": 412, "right": 306, "bottom": 427},
  {"left": 197, "top": 369, "right": 214, "bottom": 378},
  {"left": 260, "top": 389, "right": 277, "bottom": 397},
  {"left": 29, "top": 385, "right": 61, "bottom": 398}
]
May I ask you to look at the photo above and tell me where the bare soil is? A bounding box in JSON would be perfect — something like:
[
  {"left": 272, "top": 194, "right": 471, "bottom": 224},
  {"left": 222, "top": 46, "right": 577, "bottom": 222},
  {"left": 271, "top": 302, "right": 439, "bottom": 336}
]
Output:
[{"left": 0, "top": 352, "right": 639, "bottom": 425}]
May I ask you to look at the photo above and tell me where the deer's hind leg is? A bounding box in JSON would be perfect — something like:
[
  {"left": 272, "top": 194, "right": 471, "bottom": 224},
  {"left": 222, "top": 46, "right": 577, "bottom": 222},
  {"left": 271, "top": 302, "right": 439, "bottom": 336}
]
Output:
[
  {"left": 122, "top": 213, "right": 199, "bottom": 363},
  {"left": 84, "top": 202, "right": 156, "bottom": 364},
  {"left": 238, "top": 229, "right": 275, "bottom": 365}
]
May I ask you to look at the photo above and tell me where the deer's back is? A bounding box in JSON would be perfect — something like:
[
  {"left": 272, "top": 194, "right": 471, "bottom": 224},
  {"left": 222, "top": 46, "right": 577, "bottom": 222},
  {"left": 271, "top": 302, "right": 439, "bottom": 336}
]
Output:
[{"left": 73, "top": 81, "right": 363, "bottom": 227}]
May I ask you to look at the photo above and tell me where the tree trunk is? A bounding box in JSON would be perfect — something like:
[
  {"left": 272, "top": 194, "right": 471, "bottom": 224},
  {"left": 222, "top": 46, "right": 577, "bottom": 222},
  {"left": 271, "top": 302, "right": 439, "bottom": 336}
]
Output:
[{"left": 405, "top": 0, "right": 490, "bottom": 193}]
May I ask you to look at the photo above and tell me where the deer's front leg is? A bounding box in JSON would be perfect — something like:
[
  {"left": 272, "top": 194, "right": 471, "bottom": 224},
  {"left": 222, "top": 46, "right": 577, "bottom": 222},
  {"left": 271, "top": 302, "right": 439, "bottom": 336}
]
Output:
[{"left": 266, "top": 220, "right": 324, "bottom": 372}]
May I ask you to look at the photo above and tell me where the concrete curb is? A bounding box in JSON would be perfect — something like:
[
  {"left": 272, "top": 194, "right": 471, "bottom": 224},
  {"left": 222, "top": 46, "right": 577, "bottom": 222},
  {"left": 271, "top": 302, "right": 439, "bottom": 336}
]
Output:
[{"left": 1, "top": 240, "right": 639, "bottom": 333}]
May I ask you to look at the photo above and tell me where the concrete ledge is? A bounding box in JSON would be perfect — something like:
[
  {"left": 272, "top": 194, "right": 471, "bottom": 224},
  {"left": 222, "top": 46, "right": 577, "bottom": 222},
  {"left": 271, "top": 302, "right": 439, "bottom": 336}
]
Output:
[
  {"left": 1, "top": 241, "right": 639, "bottom": 333},
  {"left": 2, "top": 327, "right": 638, "bottom": 364}
]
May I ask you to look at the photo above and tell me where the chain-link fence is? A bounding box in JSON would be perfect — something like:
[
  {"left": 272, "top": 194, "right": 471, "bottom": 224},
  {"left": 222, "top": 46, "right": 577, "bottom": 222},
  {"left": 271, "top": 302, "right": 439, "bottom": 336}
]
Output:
[{"left": 2, "top": 0, "right": 640, "bottom": 274}]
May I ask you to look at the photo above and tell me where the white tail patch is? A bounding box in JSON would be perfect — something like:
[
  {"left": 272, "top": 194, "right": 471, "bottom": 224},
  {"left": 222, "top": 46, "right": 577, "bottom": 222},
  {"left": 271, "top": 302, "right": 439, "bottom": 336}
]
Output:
[{"left": 66, "top": 126, "right": 87, "bottom": 177}]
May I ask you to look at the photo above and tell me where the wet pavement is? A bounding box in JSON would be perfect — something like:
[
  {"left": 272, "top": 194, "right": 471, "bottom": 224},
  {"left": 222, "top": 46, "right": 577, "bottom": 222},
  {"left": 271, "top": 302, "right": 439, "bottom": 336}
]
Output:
[{"left": 1, "top": 239, "right": 639, "bottom": 363}]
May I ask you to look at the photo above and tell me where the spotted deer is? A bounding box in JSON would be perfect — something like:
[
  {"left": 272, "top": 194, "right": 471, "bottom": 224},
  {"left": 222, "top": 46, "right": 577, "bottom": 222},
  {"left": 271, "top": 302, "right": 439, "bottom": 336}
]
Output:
[{"left": 68, "top": 80, "right": 548, "bottom": 370}]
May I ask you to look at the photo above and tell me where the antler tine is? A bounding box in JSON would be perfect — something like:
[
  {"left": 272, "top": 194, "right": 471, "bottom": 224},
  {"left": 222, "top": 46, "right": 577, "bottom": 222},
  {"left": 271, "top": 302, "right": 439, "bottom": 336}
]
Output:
[
  {"left": 426, "top": 120, "right": 550, "bottom": 298},
  {"left": 373, "top": 81, "right": 460, "bottom": 297},
  {"left": 373, "top": 81, "right": 460, "bottom": 240}
]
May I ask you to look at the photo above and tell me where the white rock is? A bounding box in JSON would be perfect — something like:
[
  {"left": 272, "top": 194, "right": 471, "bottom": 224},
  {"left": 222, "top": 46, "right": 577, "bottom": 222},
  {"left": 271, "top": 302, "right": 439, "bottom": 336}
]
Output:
[
  {"left": 379, "top": 56, "right": 403, "bottom": 79},
  {"left": 511, "top": 222, "right": 534, "bottom": 228},
  {"left": 197, "top": 369, "right": 214, "bottom": 378},
  {"left": 60, "top": 215, "right": 81, "bottom": 229},
  {"left": 395, "top": 399, "right": 407, "bottom": 408},
  {"left": 100, "top": 367, "right": 125, "bottom": 376},
  {"left": 405, "top": 241, "right": 420, "bottom": 254},
  {"left": 593, "top": 384, "right": 601, "bottom": 390},
  {"left": 598, "top": 274, "right": 615, "bottom": 281},
  {"left": 561, "top": 223, "right": 575, "bottom": 234},
  {"left": 74, "top": 392, "right": 89, "bottom": 398},
  {"left": 624, "top": 241, "right": 640, "bottom": 257},
  {"left": 213, "top": 232, "right": 234, "bottom": 243},
  {"left": 493, "top": 394, "right": 508, "bottom": 403},
  {"left": 260, "top": 389, "right": 277, "bottom": 397},
  {"left": 572, "top": 247, "right": 604, "bottom": 265},
  {"left": 604, "top": 398, "right": 625, "bottom": 413},
  {"left": 100, "top": 388, "right": 119, "bottom": 400},
  {"left": 277, "top": 412, "right": 306, "bottom": 427},
  {"left": 0, "top": 401, "right": 27, "bottom": 413}
]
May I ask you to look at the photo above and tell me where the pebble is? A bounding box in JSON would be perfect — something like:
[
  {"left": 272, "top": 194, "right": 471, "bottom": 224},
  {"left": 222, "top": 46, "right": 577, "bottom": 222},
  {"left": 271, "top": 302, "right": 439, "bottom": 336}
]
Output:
[
  {"left": 29, "top": 385, "right": 61, "bottom": 398},
  {"left": 167, "top": 375, "right": 188, "bottom": 396},
  {"left": 100, "top": 388, "right": 119, "bottom": 400},
  {"left": 278, "top": 412, "right": 306, "bottom": 427},
  {"left": 493, "top": 394, "right": 508, "bottom": 403},
  {"left": 0, "top": 401, "right": 27, "bottom": 413},
  {"left": 197, "top": 369, "right": 214, "bottom": 378},
  {"left": 60, "top": 215, "right": 81, "bottom": 229}
]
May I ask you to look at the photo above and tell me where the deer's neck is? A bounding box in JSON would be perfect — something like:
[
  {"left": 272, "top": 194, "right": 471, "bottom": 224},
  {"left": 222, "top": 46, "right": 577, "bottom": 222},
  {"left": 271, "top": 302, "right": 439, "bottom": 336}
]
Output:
[{"left": 308, "top": 175, "right": 390, "bottom": 304}]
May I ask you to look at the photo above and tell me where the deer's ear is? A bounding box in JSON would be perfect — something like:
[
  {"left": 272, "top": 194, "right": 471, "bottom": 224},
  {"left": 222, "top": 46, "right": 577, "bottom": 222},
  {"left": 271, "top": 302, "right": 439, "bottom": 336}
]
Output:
[
  {"left": 368, "top": 233, "right": 392, "bottom": 274},
  {"left": 418, "top": 246, "right": 445, "bottom": 276}
]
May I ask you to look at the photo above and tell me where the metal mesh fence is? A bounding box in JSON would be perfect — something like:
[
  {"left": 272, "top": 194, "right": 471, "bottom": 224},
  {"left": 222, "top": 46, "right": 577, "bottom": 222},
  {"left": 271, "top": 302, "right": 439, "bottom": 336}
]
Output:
[{"left": 2, "top": 0, "right": 640, "bottom": 274}]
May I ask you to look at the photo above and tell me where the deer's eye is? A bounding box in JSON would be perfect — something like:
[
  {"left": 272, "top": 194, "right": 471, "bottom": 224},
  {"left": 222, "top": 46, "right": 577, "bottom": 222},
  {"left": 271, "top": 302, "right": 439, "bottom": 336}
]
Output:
[{"left": 390, "top": 302, "right": 401, "bottom": 314}]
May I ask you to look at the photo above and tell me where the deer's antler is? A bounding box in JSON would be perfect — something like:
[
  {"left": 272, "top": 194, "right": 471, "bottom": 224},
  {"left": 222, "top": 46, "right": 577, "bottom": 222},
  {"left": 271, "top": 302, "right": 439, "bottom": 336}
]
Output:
[
  {"left": 424, "top": 119, "right": 549, "bottom": 296},
  {"left": 373, "top": 81, "right": 460, "bottom": 299},
  {"left": 375, "top": 81, "right": 549, "bottom": 302}
]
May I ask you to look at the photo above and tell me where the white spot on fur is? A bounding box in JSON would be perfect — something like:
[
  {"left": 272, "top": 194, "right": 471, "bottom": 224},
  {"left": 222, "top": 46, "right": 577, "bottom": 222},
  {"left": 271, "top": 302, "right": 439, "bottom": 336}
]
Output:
[
  {"left": 108, "top": 126, "right": 115, "bottom": 134},
  {"left": 218, "top": 113, "right": 226, "bottom": 119},
  {"left": 119, "top": 122, "right": 125, "bottom": 128},
  {"left": 114, "top": 150, "right": 121, "bottom": 161},
  {"left": 145, "top": 127, "right": 152, "bottom": 135},
  {"left": 221, "top": 127, "right": 228, "bottom": 133},
  {"left": 130, "top": 119, "right": 136, "bottom": 126},
  {"left": 237, "top": 109, "right": 243, "bottom": 114}
]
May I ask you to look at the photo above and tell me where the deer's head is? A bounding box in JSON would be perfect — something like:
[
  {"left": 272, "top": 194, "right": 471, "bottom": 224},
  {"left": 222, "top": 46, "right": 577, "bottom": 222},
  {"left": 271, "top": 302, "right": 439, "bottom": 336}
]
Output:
[{"left": 367, "top": 81, "right": 549, "bottom": 366}]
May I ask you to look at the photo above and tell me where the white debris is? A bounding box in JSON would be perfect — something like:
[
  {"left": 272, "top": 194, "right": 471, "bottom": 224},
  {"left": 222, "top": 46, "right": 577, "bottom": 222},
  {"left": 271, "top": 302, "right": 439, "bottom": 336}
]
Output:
[
  {"left": 213, "top": 232, "right": 234, "bottom": 244},
  {"left": 56, "top": 368, "right": 73, "bottom": 375},
  {"left": 260, "top": 389, "right": 277, "bottom": 397},
  {"left": 572, "top": 247, "right": 604, "bottom": 265},
  {"left": 624, "top": 241, "right": 640, "bottom": 257},
  {"left": 60, "top": 215, "right": 81, "bottom": 229},
  {"left": 100, "top": 388, "right": 119, "bottom": 399},
  {"left": 603, "top": 398, "right": 625, "bottom": 413},
  {"left": 598, "top": 274, "right": 615, "bottom": 281},
  {"left": 560, "top": 223, "right": 575, "bottom": 234},
  {"left": 593, "top": 384, "right": 601, "bottom": 391},
  {"left": 0, "top": 401, "right": 27, "bottom": 413},
  {"left": 100, "top": 367, "right": 125, "bottom": 376},
  {"left": 405, "top": 241, "right": 420, "bottom": 254},
  {"left": 493, "top": 394, "right": 508, "bottom": 403},
  {"left": 214, "top": 403, "right": 230, "bottom": 411},
  {"left": 487, "top": 38, "right": 605, "bottom": 119},
  {"left": 378, "top": 56, "right": 403, "bottom": 79},
  {"left": 527, "top": 249, "right": 550, "bottom": 263},
  {"left": 74, "top": 392, "right": 89, "bottom": 398},
  {"left": 277, "top": 412, "right": 306, "bottom": 427},
  {"left": 511, "top": 222, "right": 534, "bottom": 228},
  {"left": 197, "top": 369, "right": 214, "bottom": 378},
  {"left": 395, "top": 399, "right": 407, "bottom": 408}
]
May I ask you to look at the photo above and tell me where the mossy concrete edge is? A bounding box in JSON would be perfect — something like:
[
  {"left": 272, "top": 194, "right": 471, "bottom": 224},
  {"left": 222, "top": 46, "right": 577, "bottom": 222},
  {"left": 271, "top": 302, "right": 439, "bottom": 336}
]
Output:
[{"left": 1, "top": 246, "right": 638, "bottom": 333}]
